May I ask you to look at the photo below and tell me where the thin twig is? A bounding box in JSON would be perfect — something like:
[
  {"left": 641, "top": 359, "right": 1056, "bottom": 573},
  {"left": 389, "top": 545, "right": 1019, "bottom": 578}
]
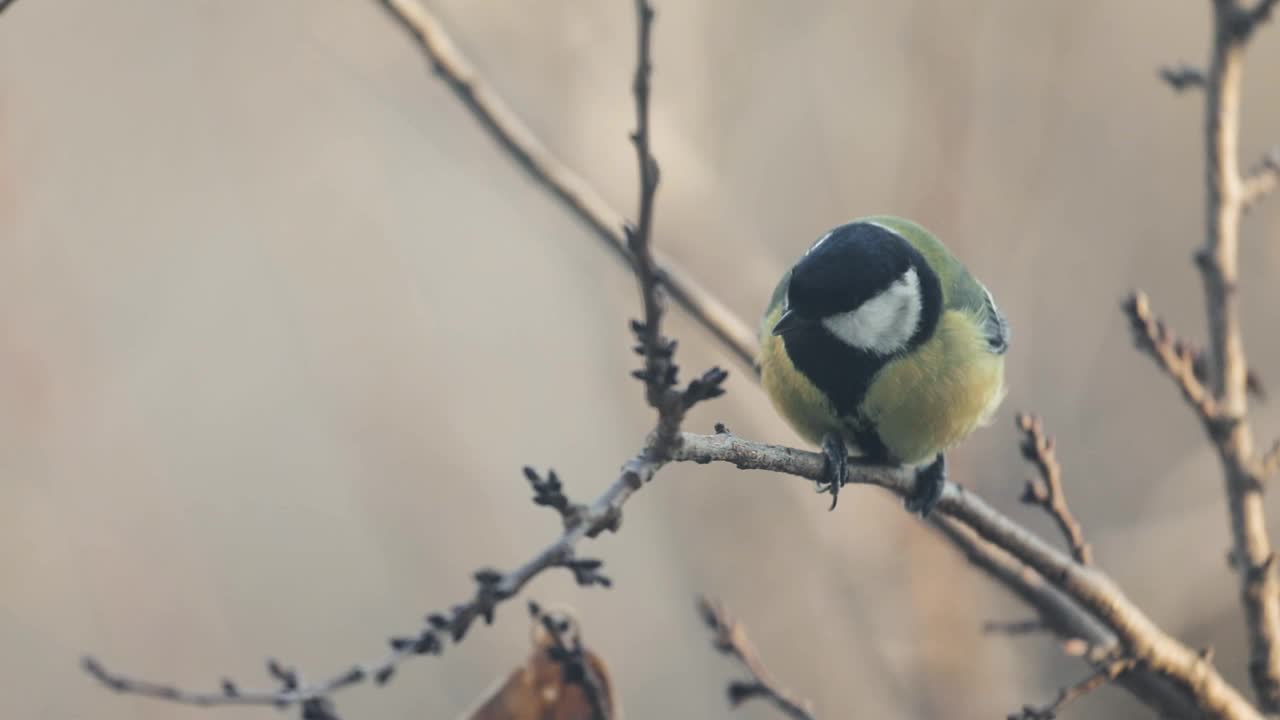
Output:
[
  {"left": 619, "top": 0, "right": 715, "bottom": 456},
  {"left": 1009, "top": 658, "right": 1136, "bottom": 720},
  {"left": 374, "top": 0, "right": 758, "bottom": 370},
  {"left": 82, "top": 656, "right": 343, "bottom": 719},
  {"left": 1240, "top": 0, "right": 1280, "bottom": 33},
  {"left": 1160, "top": 64, "right": 1207, "bottom": 91},
  {"left": 1122, "top": 291, "right": 1218, "bottom": 422},
  {"left": 1016, "top": 414, "right": 1092, "bottom": 565},
  {"left": 698, "top": 596, "right": 816, "bottom": 720}
]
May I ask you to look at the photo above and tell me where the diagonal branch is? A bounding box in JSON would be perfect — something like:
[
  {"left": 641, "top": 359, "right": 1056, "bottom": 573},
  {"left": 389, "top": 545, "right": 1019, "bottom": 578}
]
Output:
[
  {"left": 374, "top": 0, "right": 758, "bottom": 369},
  {"left": 673, "top": 431, "right": 1263, "bottom": 719},
  {"left": 698, "top": 596, "right": 817, "bottom": 720},
  {"left": 1016, "top": 413, "right": 1092, "bottom": 565}
]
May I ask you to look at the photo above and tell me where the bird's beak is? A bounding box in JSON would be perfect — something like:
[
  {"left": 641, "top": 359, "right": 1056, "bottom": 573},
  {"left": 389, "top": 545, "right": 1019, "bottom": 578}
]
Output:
[{"left": 771, "top": 308, "right": 811, "bottom": 336}]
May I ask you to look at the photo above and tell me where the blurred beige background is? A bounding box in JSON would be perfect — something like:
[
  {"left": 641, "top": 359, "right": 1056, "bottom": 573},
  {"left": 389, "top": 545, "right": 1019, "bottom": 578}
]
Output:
[{"left": 3, "top": 1, "right": 1280, "bottom": 718}]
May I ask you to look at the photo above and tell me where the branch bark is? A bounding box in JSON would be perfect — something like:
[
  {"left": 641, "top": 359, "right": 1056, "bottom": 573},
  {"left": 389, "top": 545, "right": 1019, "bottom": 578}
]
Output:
[
  {"left": 1194, "top": 0, "right": 1280, "bottom": 708},
  {"left": 1016, "top": 413, "right": 1093, "bottom": 565}
]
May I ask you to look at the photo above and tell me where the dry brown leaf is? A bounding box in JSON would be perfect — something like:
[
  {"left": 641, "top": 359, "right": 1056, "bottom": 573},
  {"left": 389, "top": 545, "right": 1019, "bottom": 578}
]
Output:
[{"left": 461, "top": 608, "right": 615, "bottom": 720}]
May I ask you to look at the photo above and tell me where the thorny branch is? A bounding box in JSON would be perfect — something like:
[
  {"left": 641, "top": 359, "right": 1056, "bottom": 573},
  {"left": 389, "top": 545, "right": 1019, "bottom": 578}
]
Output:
[
  {"left": 1009, "top": 657, "right": 1136, "bottom": 720},
  {"left": 1016, "top": 413, "right": 1092, "bottom": 565},
  {"left": 1149, "top": 0, "right": 1280, "bottom": 709},
  {"left": 698, "top": 596, "right": 816, "bottom": 720}
]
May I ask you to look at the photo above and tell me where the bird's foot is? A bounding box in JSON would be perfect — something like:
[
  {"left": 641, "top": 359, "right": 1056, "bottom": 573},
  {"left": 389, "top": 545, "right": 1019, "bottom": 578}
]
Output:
[
  {"left": 817, "top": 433, "right": 848, "bottom": 511},
  {"left": 904, "top": 453, "right": 946, "bottom": 518}
]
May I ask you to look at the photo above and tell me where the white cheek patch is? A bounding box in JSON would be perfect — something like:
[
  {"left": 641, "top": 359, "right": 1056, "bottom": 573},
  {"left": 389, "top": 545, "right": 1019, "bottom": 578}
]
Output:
[{"left": 822, "top": 268, "right": 923, "bottom": 354}]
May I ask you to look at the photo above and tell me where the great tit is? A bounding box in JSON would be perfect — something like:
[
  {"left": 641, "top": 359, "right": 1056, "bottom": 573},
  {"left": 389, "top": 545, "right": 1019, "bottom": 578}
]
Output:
[{"left": 758, "top": 216, "right": 1008, "bottom": 517}]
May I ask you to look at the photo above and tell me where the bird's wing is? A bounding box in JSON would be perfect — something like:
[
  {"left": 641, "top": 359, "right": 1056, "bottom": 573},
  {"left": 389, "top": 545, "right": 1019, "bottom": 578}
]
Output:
[
  {"left": 759, "top": 269, "right": 791, "bottom": 341},
  {"left": 976, "top": 285, "right": 1010, "bottom": 355}
]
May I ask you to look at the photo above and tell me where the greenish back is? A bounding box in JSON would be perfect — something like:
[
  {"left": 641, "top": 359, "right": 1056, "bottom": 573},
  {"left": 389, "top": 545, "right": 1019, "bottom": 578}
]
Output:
[{"left": 862, "top": 215, "right": 989, "bottom": 316}]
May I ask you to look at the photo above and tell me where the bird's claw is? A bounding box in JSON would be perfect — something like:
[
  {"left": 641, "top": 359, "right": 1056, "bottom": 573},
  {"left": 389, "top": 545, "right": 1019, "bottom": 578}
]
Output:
[
  {"left": 818, "top": 433, "right": 849, "bottom": 510},
  {"left": 904, "top": 453, "right": 946, "bottom": 518}
]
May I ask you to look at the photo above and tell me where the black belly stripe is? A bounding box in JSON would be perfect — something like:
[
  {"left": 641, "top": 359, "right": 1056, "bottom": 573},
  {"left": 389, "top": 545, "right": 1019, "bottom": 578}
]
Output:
[{"left": 782, "top": 325, "right": 893, "bottom": 463}]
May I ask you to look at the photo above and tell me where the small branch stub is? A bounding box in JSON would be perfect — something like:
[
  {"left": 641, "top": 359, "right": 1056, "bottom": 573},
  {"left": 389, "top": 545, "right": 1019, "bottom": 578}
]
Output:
[
  {"left": 1010, "top": 658, "right": 1135, "bottom": 720},
  {"left": 1016, "top": 413, "right": 1093, "bottom": 566}
]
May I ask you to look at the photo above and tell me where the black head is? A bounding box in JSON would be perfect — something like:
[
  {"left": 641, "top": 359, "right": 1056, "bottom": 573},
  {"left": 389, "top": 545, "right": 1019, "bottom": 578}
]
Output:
[{"left": 773, "top": 221, "right": 942, "bottom": 356}]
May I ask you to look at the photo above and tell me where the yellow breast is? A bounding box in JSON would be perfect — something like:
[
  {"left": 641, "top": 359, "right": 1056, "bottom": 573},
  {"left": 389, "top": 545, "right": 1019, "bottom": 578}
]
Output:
[
  {"left": 861, "top": 309, "right": 1005, "bottom": 464},
  {"left": 758, "top": 305, "right": 1005, "bottom": 464}
]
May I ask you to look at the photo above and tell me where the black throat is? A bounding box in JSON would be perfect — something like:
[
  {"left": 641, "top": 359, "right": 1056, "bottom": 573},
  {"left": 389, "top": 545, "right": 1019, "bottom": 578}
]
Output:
[{"left": 781, "top": 253, "right": 943, "bottom": 457}]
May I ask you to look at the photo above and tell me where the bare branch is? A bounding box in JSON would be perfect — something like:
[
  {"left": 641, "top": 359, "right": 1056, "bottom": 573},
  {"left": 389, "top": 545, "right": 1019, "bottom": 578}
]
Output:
[
  {"left": 1009, "top": 658, "right": 1135, "bottom": 720},
  {"left": 931, "top": 516, "right": 1209, "bottom": 717},
  {"left": 676, "top": 431, "right": 1264, "bottom": 719},
  {"left": 1160, "top": 64, "right": 1207, "bottom": 92},
  {"left": 85, "top": 428, "right": 1264, "bottom": 719},
  {"left": 374, "top": 0, "right": 758, "bottom": 369},
  {"left": 1240, "top": 0, "right": 1280, "bottom": 34},
  {"left": 82, "top": 656, "right": 344, "bottom": 719},
  {"left": 1185, "top": 0, "right": 1280, "bottom": 707},
  {"left": 698, "top": 596, "right": 816, "bottom": 720},
  {"left": 1016, "top": 413, "right": 1093, "bottom": 565},
  {"left": 0, "top": 0, "right": 20, "bottom": 14},
  {"left": 616, "top": 0, "right": 723, "bottom": 457}
]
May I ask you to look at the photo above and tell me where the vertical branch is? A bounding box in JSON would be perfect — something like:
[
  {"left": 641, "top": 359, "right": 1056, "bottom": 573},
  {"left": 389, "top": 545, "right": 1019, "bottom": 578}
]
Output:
[
  {"left": 1197, "top": 0, "right": 1280, "bottom": 709},
  {"left": 624, "top": 0, "right": 666, "bottom": 408}
]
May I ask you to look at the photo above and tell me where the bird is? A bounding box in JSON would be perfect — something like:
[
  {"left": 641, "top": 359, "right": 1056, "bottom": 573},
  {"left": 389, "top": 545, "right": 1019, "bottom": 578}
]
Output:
[{"left": 757, "top": 216, "right": 1008, "bottom": 517}]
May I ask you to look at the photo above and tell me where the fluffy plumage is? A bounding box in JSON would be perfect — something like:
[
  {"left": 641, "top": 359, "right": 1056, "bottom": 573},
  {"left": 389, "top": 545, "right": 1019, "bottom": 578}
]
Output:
[{"left": 759, "top": 216, "right": 1007, "bottom": 468}]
